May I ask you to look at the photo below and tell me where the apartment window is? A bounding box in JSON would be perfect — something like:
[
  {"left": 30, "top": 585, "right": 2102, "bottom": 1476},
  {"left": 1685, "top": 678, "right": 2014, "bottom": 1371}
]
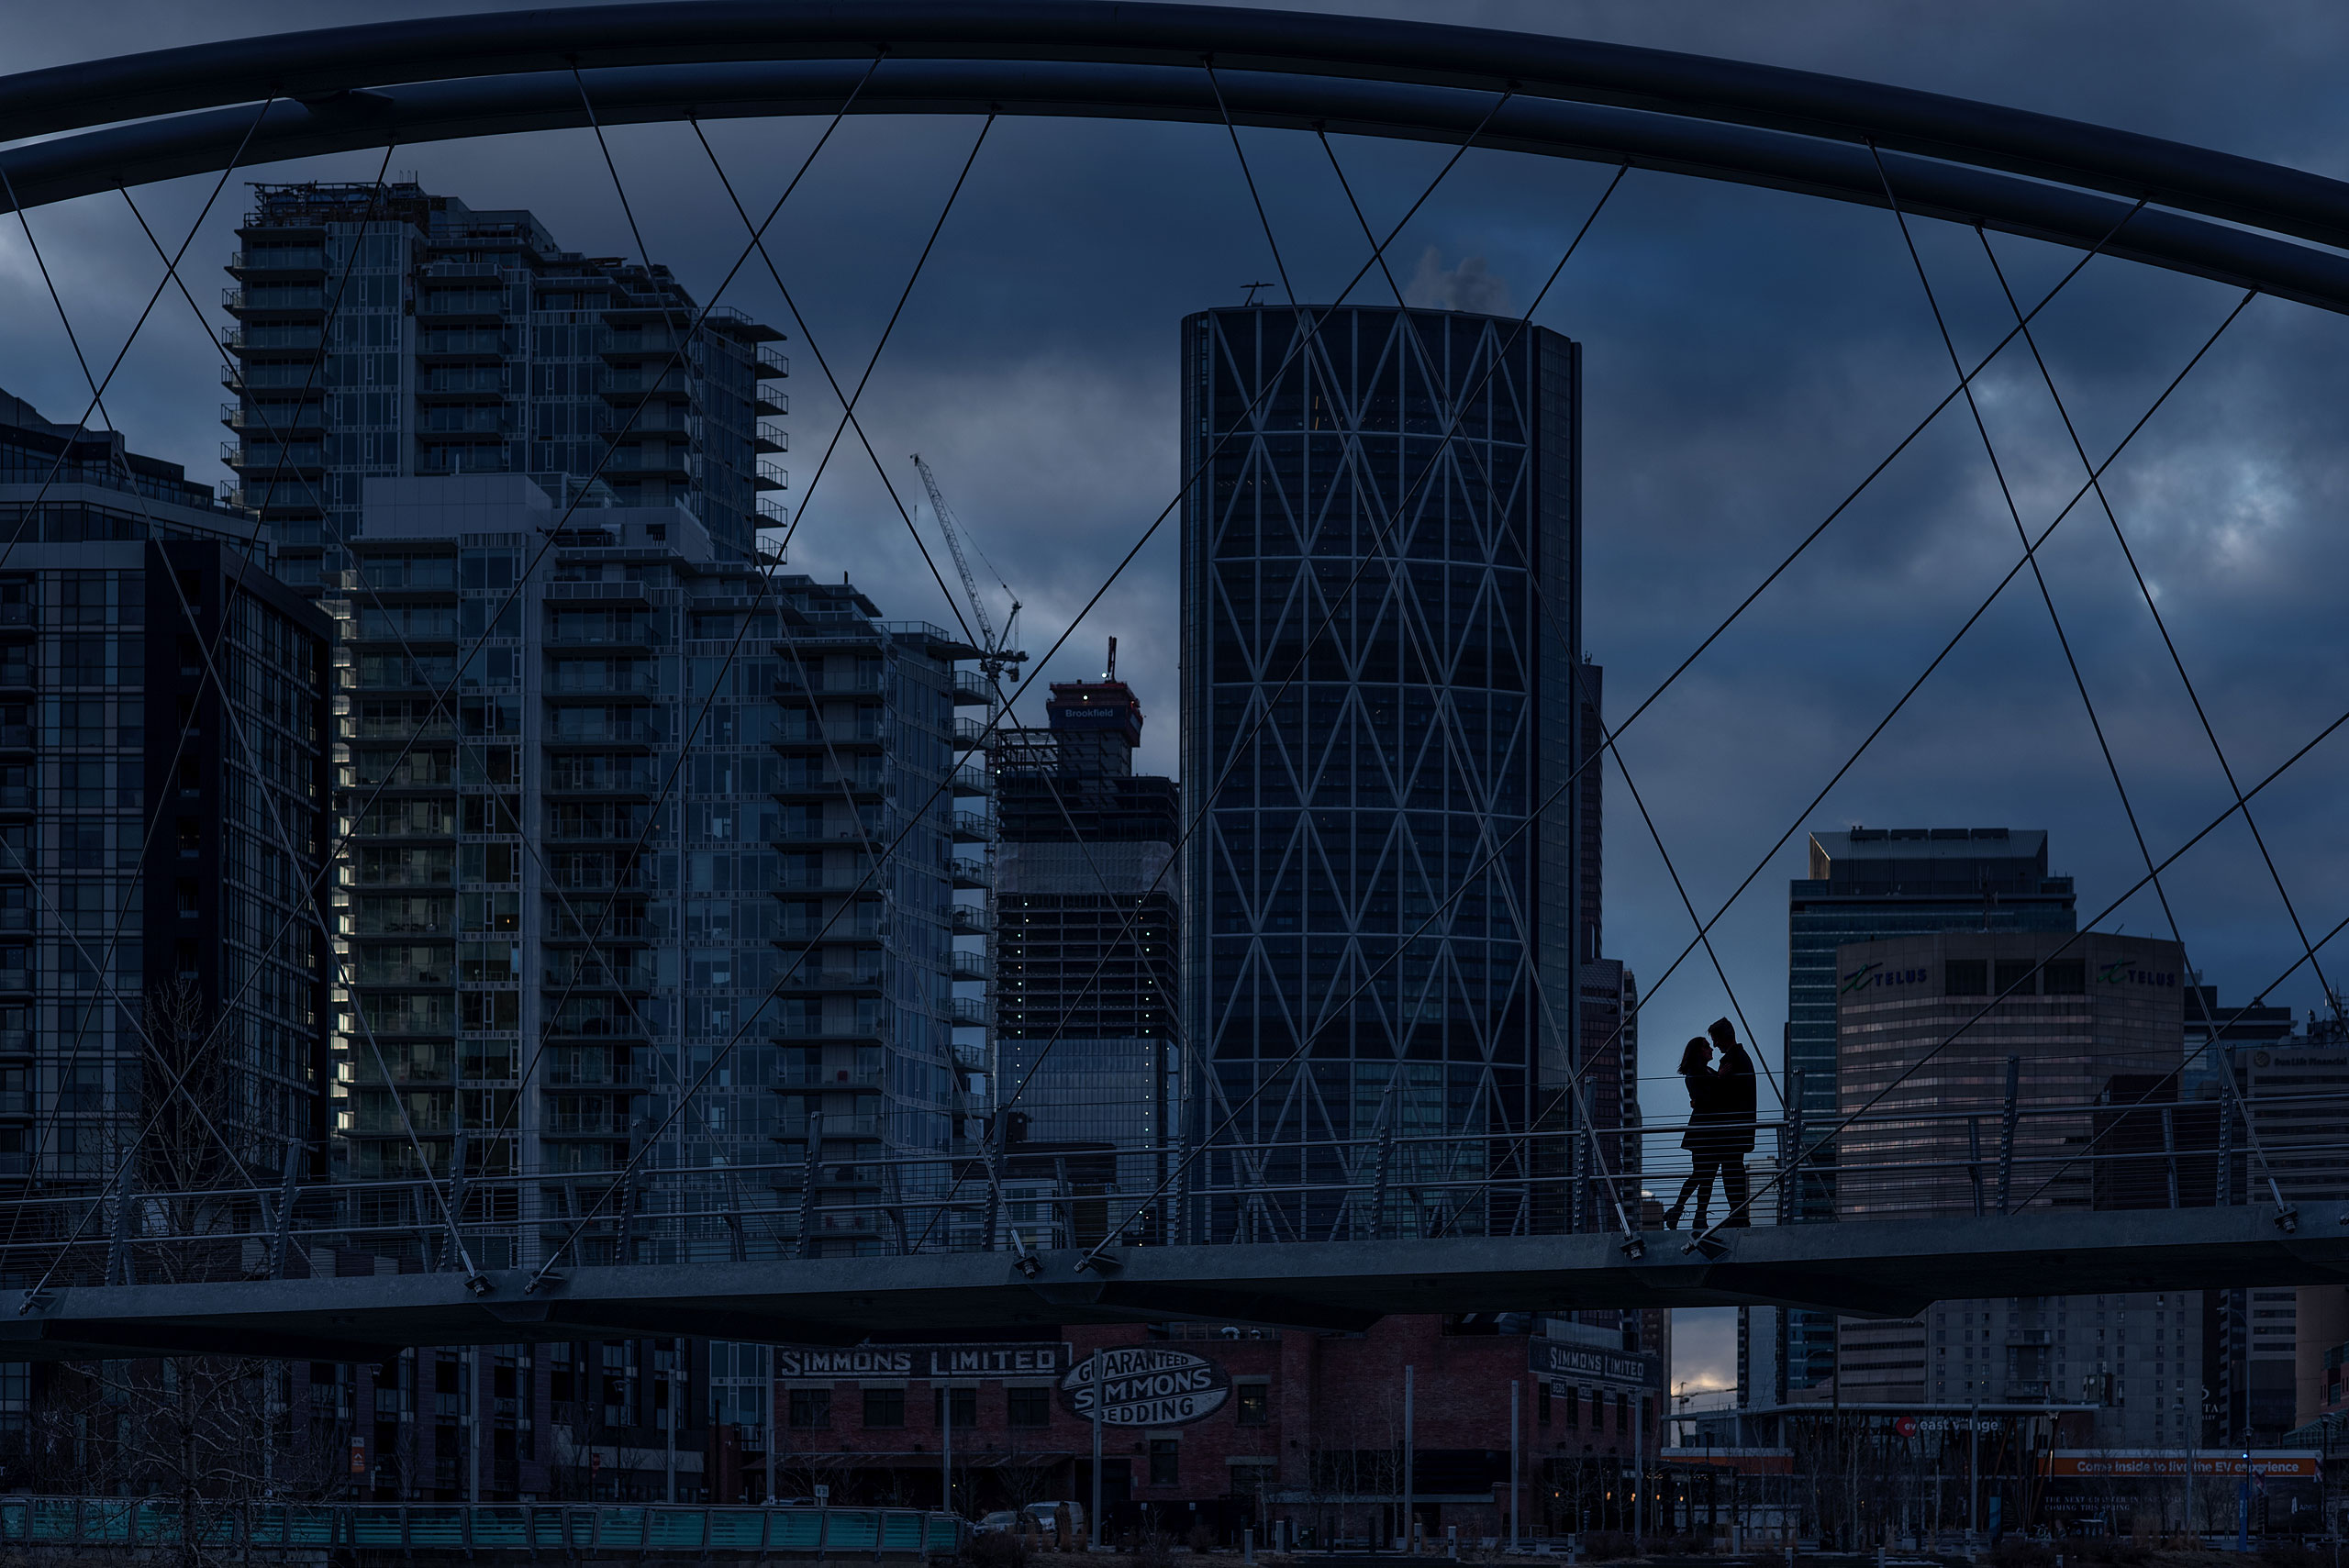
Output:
[
  {"left": 863, "top": 1387, "right": 905, "bottom": 1429},
  {"left": 1235, "top": 1383, "right": 1269, "bottom": 1427},
  {"left": 787, "top": 1389, "right": 830, "bottom": 1429},
  {"left": 1944, "top": 960, "right": 1987, "bottom": 996},
  {"left": 931, "top": 1386, "right": 976, "bottom": 1429},
  {"left": 1537, "top": 1384, "right": 1552, "bottom": 1427},
  {"left": 1006, "top": 1387, "right": 1051, "bottom": 1429},
  {"left": 1150, "top": 1439, "right": 1179, "bottom": 1486},
  {"left": 1994, "top": 960, "right": 2037, "bottom": 996}
]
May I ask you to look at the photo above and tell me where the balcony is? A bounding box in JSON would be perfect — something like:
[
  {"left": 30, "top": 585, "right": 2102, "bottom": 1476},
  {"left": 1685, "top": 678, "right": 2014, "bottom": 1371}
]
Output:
[
  {"left": 951, "top": 810, "right": 995, "bottom": 844},
  {"left": 774, "top": 866, "right": 882, "bottom": 895},
  {"left": 547, "top": 665, "right": 659, "bottom": 696},
  {"left": 771, "top": 1022, "right": 885, "bottom": 1048},
  {"left": 222, "top": 284, "right": 325, "bottom": 317},
  {"left": 223, "top": 440, "right": 325, "bottom": 474},
  {"left": 755, "top": 461, "right": 789, "bottom": 492},
  {"left": 951, "top": 950, "right": 991, "bottom": 983},
  {"left": 776, "top": 963, "right": 883, "bottom": 996},
  {"left": 952, "top": 765, "right": 992, "bottom": 797},
  {"left": 771, "top": 720, "right": 883, "bottom": 753},
  {"left": 774, "top": 668, "right": 884, "bottom": 701},
  {"left": 228, "top": 247, "right": 326, "bottom": 277},
  {"left": 951, "top": 905, "right": 987, "bottom": 936},
  {"left": 948, "top": 996, "right": 988, "bottom": 1028},
  {"left": 756, "top": 420, "right": 788, "bottom": 453},
  {"left": 418, "top": 366, "right": 509, "bottom": 398},
  {"left": 950, "top": 856, "right": 990, "bottom": 890},
  {"left": 221, "top": 402, "right": 325, "bottom": 433},
  {"left": 416, "top": 409, "right": 517, "bottom": 441},
  {"left": 772, "top": 823, "right": 878, "bottom": 853},
  {"left": 952, "top": 671, "right": 992, "bottom": 706},
  {"left": 757, "top": 347, "right": 790, "bottom": 381},
  {"left": 597, "top": 368, "right": 691, "bottom": 403},
  {"left": 417, "top": 328, "right": 514, "bottom": 361},
  {"left": 776, "top": 915, "right": 884, "bottom": 946},
  {"left": 771, "top": 767, "right": 883, "bottom": 802},
  {"left": 775, "top": 1063, "right": 885, "bottom": 1091},
  {"left": 599, "top": 330, "right": 692, "bottom": 362},
  {"left": 223, "top": 324, "right": 324, "bottom": 355},
  {"left": 417, "top": 290, "right": 509, "bottom": 324}
]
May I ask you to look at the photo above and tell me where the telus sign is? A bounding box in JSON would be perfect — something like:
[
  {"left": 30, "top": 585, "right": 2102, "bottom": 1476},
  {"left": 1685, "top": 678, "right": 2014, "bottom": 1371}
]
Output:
[{"left": 1060, "top": 1347, "right": 1230, "bottom": 1427}]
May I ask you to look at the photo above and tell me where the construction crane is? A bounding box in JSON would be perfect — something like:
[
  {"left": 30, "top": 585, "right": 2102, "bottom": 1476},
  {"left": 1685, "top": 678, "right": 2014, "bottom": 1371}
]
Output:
[{"left": 909, "top": 453, "right": 1026, "bottom": 695}]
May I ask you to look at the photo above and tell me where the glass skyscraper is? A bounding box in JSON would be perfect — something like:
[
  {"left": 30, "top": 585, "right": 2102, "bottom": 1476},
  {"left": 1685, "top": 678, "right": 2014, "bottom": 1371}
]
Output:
[{"left": 1178, "top": 305, "right": 1587, "bottom": 1242}]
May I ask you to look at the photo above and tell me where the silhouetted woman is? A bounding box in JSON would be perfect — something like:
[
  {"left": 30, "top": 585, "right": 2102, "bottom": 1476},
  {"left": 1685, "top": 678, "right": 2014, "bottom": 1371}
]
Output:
[{"left": 1663, "top": 1036, "right": 1729, "bottom": 1230}]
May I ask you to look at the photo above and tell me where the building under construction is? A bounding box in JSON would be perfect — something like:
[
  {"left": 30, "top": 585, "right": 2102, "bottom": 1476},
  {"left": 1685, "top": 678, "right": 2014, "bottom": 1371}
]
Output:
[{"left": 987, "top": 660, "right": 1178, "bottom": 1231}]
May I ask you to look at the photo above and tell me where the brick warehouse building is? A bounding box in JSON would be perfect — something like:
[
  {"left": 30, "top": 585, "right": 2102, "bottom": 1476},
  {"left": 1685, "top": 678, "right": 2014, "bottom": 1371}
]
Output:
[{"left": 751, "top": 1318, "right": 1662, "bottom": 1546}]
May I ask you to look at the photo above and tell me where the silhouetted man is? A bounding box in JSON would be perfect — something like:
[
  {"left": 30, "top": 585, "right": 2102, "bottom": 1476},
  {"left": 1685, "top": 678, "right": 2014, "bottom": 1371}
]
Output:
[{"left": 1709, "top": 1017, "right": 1757, "bottom": 1226}]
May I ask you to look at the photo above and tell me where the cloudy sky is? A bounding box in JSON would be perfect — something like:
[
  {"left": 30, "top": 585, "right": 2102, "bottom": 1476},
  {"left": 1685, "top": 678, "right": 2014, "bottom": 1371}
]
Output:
[{"left": 10, "top": 0, "right": 2349, "bottom": 1398}]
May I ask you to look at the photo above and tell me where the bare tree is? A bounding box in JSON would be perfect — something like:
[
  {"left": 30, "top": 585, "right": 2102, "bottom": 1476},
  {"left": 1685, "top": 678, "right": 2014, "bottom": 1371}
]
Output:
[{"left": 17, "top": 981, "right": 350, "bottom": 1562}]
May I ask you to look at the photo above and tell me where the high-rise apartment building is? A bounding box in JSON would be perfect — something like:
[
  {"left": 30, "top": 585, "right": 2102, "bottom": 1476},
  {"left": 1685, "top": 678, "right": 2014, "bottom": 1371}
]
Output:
[
  {"left": 1179, "top": 305, "right": 1586, "bottom": 1241},
  {"left": 991, "top": 672, "right": 1179, "bottom": 1222},
  {"left": 0, "top": 392, "right": 335, "bottom": 1195},
  {"left": 335, "top": 477, "right": 977, "bottom": 1252},
  {"left": 223, "top": 182, "right": 785, "bottom": 592},
  {"left": 1831, "top": 929, "right": 2191, "bottom": 1447},
  {"left": 1751, "top": 827, "right": 2080, "bottom": 1401}
]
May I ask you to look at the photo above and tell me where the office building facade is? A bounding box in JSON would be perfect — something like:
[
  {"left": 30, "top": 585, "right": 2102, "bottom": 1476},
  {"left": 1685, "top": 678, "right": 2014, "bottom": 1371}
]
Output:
[
  {"left": 1179, "top": 304, "right": 1586, "bottom": 1242},
  {"left": 1831, "top": 929, "right": 2191, "bottom": 1446},
  {"left": 224, "top": 181, "right": 785, "bottom": 591},
  {"left": 1751, "top": 828, "right": 2080, "bottom": 1402}
]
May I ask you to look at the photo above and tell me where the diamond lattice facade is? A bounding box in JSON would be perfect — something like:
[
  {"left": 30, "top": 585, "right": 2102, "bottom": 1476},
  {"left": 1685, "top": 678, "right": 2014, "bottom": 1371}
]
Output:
[{"left": 1178, "top": 305, "right": 1592, "bottom": 1243}]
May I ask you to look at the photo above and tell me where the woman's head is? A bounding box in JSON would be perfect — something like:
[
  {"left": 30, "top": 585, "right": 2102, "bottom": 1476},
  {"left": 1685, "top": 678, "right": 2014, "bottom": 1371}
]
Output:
[{"left": 1679, "top": 1037, "right": 1711, "bottom": 1076}]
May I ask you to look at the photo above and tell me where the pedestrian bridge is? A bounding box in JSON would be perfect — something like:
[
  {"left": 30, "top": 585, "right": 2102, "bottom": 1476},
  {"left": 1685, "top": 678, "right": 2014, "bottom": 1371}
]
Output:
[
  {"left": 0, "top": 1084, "right": 2330, "bottom": 1361},
  {"left": 3, "top": 1203, "right": 2336, "bottom": 1363}
]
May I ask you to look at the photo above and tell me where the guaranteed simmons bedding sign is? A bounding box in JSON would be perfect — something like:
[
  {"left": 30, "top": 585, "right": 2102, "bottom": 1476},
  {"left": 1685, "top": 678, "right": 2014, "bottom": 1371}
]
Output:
[{"left": 1060, "top": 1346, "right": 1231, "bottom": 1427}]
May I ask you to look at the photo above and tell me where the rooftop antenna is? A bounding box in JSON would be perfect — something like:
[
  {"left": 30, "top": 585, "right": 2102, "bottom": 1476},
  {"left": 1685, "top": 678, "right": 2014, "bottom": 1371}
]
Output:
[
  {"left": 1240, "top": 281, "right": 1275, "bottom": 306},
  {"left": 1106, "top": 637, "right": 1117, "bottom": 682}
]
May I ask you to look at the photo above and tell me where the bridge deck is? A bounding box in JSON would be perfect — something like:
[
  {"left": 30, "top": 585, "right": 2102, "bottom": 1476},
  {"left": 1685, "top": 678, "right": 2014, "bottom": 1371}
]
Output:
[{"left": 2, "top": 1206, "right": 2338, "bottom": 1362}]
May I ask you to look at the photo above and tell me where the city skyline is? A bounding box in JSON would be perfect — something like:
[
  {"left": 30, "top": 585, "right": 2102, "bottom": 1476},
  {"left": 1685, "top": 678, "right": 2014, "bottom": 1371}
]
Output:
[{"left": 6, "top": 0, "right": 2349, "bottom": 1469}]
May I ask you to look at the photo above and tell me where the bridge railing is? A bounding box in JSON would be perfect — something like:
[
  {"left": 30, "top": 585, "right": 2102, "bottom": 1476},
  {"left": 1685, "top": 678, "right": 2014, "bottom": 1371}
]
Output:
[
  {"left": 0, "top": 1497, "right": 963, "bottom": 1556},
  {"left": 0, "top": 1078, "right": 2314, "bottom": 1283}
]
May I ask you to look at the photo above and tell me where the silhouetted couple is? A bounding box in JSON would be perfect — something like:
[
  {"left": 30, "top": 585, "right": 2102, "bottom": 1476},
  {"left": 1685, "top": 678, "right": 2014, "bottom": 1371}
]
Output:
[{"left": 1664, "top": 1018, "right": 1756, "bottom": 1230}]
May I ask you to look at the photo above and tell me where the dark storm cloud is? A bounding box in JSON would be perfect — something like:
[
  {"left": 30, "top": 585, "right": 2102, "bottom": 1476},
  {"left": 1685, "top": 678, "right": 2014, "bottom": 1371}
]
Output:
[{"left": 9, "top": 0, "right": 2349, "bottom": 1392}]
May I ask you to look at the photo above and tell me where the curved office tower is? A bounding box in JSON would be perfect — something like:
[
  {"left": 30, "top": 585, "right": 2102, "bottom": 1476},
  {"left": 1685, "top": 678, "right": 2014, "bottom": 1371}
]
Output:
[{"left": 1179, "top": 306, "right": 1594, "bottom": 1243}]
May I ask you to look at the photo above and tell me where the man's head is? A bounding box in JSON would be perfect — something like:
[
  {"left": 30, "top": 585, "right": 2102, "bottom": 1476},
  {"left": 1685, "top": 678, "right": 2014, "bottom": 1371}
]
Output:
[{"left": 1709, "top": 1017, "right": 1739, "bottom": 1051}]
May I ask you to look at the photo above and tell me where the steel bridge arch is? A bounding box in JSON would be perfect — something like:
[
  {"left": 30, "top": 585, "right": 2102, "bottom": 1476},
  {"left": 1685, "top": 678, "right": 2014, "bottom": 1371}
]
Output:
[{"left": 5, "top": 3, "right": 2349, "bottom": 313}]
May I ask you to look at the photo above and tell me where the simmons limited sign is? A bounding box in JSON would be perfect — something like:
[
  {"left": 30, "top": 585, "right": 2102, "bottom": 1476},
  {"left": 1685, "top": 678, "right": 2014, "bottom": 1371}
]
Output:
[{"left": 1060, "top": 1346, "right": 1230, "bottom": 1427}]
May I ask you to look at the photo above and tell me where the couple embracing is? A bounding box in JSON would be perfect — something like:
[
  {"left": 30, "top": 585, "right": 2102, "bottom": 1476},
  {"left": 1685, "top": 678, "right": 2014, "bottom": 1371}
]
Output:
[{"left": 1664, "top": 1018, "right": 1757, "bottom": 1230}]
